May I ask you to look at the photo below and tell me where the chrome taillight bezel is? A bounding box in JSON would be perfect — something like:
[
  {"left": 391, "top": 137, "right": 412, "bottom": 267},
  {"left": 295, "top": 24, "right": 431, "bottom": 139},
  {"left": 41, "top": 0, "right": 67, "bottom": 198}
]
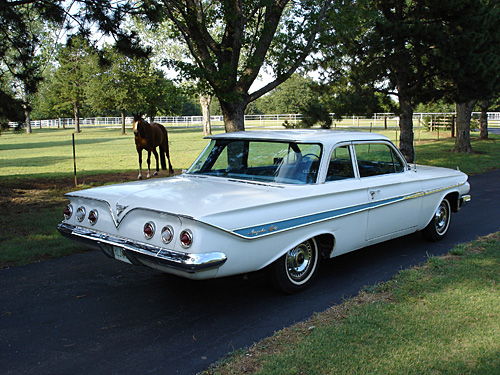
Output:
[
  {"left": 143, "top": 221, "right": 156, "bottom": 240},
  {"left": 76, "top": 206, "right": 86, "bottom": 222},
  {"left": 179, "top": 229, "right": 193, "bottom": 248},
  {"left": 63, "top": 204, "right": 73, "bottom": 220},
  {"left": 160, "top": 225, "right": 174, "bottom": 244},
  {"left": 88, "top": 209, "right": 98, "bottom": 225}
]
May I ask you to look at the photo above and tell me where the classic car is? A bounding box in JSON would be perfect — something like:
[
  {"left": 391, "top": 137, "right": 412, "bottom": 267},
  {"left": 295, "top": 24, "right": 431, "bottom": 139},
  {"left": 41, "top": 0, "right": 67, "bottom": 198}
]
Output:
[{"left": 57, "top": 130, "right": 471, "bottom": 293}]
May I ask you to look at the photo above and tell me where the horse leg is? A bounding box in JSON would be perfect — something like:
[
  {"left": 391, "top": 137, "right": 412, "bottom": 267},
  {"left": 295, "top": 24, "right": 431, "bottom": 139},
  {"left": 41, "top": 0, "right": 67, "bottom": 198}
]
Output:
[
  {"left": 137, "top": 150, "right": 143, "bottom": 180},
  {"left": 151, "top": 148, "right": 160, "bottom": 176},
  {"left": 146, "top": 150, "right": 152, "bottom": 178}
]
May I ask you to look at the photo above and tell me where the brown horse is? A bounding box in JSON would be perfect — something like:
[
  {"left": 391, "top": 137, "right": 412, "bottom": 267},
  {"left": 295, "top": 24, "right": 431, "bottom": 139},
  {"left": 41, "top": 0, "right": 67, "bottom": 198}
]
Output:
[{"left": 133, "top": 115, "right": 174, "bottom": 179}]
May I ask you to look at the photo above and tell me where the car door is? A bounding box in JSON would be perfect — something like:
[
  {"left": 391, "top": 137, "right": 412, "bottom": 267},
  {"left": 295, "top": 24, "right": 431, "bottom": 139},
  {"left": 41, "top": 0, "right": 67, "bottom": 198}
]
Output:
[
  {"left": 322, "top": 143, "right": 369, "bottom": 256},
  {"left": 353, "top": 142, "right": 423, "bottom": 241}
]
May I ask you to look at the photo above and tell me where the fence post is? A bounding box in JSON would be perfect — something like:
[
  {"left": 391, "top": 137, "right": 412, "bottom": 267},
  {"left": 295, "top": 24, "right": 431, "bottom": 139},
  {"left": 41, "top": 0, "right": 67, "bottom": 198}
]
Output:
[{"left": 72, "top": 133, "right": 77, "bottom": 187}]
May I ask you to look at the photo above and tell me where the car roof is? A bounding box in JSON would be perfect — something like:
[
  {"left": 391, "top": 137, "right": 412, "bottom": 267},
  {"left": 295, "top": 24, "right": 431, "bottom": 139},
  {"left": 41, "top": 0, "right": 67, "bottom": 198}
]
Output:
[{"left": 206, "top": 129, "right": 391, "bottom": 147}]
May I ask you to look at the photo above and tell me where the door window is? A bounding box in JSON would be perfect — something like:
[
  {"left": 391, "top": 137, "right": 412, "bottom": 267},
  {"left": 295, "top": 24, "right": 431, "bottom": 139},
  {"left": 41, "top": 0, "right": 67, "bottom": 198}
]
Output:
[
  {"left": 326, "top": 145, "right": 355, "bottom": 181},
  {"left": 354, "top": 143, "right": 405, "bottom": 177}
]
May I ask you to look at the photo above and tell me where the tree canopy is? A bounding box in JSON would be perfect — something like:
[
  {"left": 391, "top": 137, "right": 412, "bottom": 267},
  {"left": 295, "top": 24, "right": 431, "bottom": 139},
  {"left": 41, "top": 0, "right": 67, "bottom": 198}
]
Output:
[
  {"left": 313, "top": 0, "right": 500, "bottom": 160},
  {"left": 2, "top": 0, "right": 500, "bottom": 151},
  {"left": 145, "top": 0, "right": 332, "bottom": 132}
]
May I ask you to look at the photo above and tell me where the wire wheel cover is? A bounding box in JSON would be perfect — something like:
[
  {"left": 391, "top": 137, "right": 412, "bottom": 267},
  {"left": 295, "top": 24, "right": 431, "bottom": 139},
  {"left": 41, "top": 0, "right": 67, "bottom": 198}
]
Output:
[
  {"left": 435, "top": 200, "right": 451, "bottom": 235},
  {"left": 286, "top": 240, "right": 315, "bottom": 282}
]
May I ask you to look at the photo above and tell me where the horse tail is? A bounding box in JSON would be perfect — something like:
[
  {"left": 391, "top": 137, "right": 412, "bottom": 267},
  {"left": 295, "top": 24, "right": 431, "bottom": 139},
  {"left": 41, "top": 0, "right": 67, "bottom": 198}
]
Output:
[
  {"left": 159, "top": 149, "right": 167, "bottom": 173},
  {"left": 159, "top": 146, "right": 167, "bottom": 171},
  {"left": 160, "top": 125, "right": 174, "bottom": 174},
  {"left": 157, "top": 124, "right": 168, "bottom": 171}
]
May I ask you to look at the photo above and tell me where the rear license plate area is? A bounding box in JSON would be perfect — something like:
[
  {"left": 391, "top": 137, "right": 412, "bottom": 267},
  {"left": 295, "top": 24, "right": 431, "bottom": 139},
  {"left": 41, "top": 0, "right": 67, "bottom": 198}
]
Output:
[{"left": 113, "top": 246, "right": 131, "bottom": 264}]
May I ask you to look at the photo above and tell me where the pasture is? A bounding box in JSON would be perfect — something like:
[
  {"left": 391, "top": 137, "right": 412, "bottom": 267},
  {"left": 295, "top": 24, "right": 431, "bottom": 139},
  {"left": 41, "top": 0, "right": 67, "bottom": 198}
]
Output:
[
  {"left": 1, "top": 123, "right": 498, "bottom": 183},
  {"left": 0, "top": 127, "right": 223, "bottom": 182}
]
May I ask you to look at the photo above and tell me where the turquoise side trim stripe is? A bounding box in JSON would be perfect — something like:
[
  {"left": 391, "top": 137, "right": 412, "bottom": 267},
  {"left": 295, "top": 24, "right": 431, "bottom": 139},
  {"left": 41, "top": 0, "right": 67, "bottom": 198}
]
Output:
[{"left": 233, "top": 195, "right": 405, "bottom": 239}]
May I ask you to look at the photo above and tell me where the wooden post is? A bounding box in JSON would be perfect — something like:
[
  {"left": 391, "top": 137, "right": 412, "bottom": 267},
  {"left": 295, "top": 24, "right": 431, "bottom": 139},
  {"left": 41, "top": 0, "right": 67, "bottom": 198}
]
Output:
[{"left": 72, "top": 133, "right": 77, "bottom": 187}]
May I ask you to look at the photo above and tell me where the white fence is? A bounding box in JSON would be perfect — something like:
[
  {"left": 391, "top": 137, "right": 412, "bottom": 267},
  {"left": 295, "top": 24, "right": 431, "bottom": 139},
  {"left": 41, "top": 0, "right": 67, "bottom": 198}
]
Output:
[{"left": 8, "top": 112, "right": 500, "bottom": 129}]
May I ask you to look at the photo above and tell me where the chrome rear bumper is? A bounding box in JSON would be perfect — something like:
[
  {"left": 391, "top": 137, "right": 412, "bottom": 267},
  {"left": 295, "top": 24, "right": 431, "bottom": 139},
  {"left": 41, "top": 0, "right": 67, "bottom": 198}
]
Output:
[{"left": 57, "top": 223, "right": 227, "bottom": 273}]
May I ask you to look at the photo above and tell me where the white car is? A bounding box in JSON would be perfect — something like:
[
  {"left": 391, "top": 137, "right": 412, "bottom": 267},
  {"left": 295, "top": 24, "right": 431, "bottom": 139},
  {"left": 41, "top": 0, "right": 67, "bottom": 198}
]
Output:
[{"left": 58, "top": 130, "right": 471, "bottom": 293}]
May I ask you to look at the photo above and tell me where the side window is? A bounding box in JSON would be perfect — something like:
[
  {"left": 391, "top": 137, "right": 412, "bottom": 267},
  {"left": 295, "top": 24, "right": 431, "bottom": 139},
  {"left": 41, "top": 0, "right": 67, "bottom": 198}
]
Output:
[
  {"left": 354, "top": 143, "right": 405, "bottom": 177},
  {"left": 326, "top": 145, "right": 355, "bottom": 181}
]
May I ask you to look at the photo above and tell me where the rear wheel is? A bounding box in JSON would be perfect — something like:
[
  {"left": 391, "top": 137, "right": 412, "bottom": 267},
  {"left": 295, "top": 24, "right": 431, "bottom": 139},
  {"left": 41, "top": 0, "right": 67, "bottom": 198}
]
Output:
[
  {"left": 267, "top": 238, "right": 320, "bottom": 294},
  {"left": 422, "top": 198, "right": 451, "bottom": 242}
]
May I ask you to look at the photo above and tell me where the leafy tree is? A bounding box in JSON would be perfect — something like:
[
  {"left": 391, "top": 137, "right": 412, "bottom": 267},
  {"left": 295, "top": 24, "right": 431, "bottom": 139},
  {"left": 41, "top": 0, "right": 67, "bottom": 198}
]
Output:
[
  {"left": 314, "top": 0, "right": 500, "bottom": 161},
  {"left": 299, "top": 101, "right": 332, "bottom": 129},
  {"left": 0, "top": 73, "right": 24, "bottom": 130},
  {"left": 129, "top": 16, "right": 216, "bottom": 135},
  {"left": 0, "top": 2, "right": 64, "bottom": 132},
  {"left": 148, "top": 0, "right": 332, "bottom": 132},
  {"left": 414, "top": 100, "right": 455, "bottom": 114},
  {"left": 431, "top": 0, "right": 500, "bottom": 152},
  {"left": 4, "top": 1, "right": 334, "bottom": 134},
  {"left": 86, "top": 47, "right": 182, "bottom": 134},
  {"left": 256, "top": 74, "right": 316, "bottom": 114},
  {"left": 314, "top": 0, "right": 441, "bottom": 162},
  {"left": 51, "top": 36, "right": 99, "bottom": 133},
  {"left": 316, "top": 85, "right": 396, "bottom": 120},
  {"left": 1, "top": 0, "right": 148, "bottom": 132}
]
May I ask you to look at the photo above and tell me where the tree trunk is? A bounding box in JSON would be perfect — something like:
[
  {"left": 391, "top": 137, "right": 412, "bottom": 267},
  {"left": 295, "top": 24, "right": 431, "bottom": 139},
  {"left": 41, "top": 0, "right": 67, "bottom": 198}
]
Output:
[
  {"left": 24, "top": 106, "right": 32, "bottom": 134},
  {"left": 454, "top": 101, "right": 476, "bottom": 153},
  {"left": 398, "top": 97, "right": 414, "bottom": 163},
  {"left": 121, "top": 110, "right": 126, "bottom": 135},
  {"left": 74, "top": 103, "right": 81, "bottom": 133},
  {"left": 219, "top": 99, "right": 246, "bottom": 132},
  {"left": 479, "top": 100, "right": 489, "bottom": 140},
  {"left": 23, "top": 91, "right": 32, "bottom": 134},
  {"left": 200, "top": 94, "right": 213, "bottom": 136}
]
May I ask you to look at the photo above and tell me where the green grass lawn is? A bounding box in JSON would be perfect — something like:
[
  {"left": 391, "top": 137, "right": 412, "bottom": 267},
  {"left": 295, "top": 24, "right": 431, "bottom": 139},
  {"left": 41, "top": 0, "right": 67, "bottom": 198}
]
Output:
[
  {"left": 204, "top": 233, "right": 500, "bottom": 375},
  {"left": 1, "top": 126, "right": 498, "bottom": 182},
  {"left": 0, "top": 127, "right": 225, "bottom": 182}
]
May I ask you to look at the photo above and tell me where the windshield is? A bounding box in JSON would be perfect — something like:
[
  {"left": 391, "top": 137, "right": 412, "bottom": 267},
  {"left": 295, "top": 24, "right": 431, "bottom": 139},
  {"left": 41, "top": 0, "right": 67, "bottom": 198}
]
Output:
[{"left": 186, "top": 139, "right": 322, "bottom": 184}]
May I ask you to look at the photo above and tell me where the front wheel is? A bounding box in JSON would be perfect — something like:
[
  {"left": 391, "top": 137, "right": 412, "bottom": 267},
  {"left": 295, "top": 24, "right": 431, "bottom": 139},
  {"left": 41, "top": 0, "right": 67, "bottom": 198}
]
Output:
[
  {"left": 267, "top": 238, "right": 320, "bottom": 294},
  {"left": 421, "top": 198, "right": 451, "bottom": 242}
]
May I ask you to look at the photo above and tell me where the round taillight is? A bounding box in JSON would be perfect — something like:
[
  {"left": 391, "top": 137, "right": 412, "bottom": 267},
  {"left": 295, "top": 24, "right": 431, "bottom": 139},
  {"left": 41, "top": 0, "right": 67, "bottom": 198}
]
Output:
[
  {"left": 179, "top": 230, "right": 193, "bottom": 248},
  {"left": 63, "top": 204, "right": 73, "bottom": 220},
  {"left": 143, "top": 222, "right": 155, "bottom": 240},
  {"left": 88, "top": 209, "right": 98, "bottom": 225},
  {"left": 161, "top": 225, "right": 174, "bottom": 244},
  {"left": 76, "top": 207, "right": 86, "bottom": 222}
]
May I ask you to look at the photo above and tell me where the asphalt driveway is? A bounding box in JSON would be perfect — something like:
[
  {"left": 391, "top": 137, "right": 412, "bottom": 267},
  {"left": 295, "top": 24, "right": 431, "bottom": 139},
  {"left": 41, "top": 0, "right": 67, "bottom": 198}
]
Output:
[{"left": 1, "top": 169, "right": 499, "bottom": 375}]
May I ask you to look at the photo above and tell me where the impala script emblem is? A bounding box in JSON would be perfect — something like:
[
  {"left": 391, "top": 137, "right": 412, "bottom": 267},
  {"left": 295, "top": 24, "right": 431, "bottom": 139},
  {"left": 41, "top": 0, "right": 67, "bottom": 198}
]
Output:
[{"left": 248, "top": 225, "right": 278, "bottom": 236}]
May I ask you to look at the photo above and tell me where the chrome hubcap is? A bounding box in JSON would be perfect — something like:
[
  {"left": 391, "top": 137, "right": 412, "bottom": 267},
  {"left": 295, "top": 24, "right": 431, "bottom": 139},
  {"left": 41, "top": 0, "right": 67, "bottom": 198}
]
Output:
[
  {"left": 435, "top": 201, "right": 450, "bottom": 235},
  {"left": 286, "top": 241, "right": 313, "bottom": 281}
]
